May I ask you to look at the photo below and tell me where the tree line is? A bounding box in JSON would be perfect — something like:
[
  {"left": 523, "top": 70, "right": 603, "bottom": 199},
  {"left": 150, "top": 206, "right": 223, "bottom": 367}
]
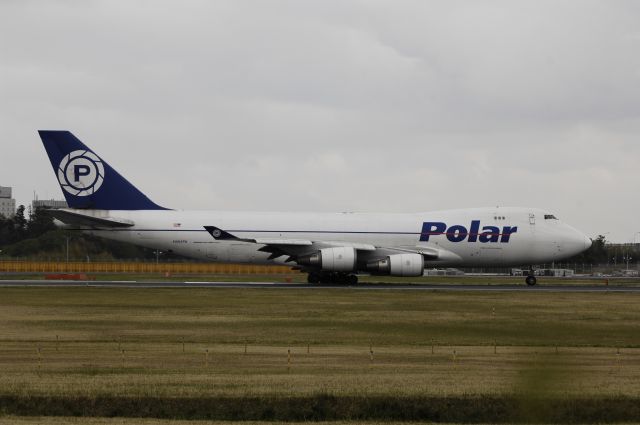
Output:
[
  {"left": 0, "top": 205, "right": 55, "bottom": 245},
  {"left": 0, "top": 206, "right": 156, "bottom": 261}
]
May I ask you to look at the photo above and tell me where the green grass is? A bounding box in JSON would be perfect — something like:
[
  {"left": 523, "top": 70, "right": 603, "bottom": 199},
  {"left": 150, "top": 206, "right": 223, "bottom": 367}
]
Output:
[
  {"left": 2, "top": 287, "right": 638, "bottom": 347},
  {"left": 1, "top": 287, "right": 640, "bottom": 421}
]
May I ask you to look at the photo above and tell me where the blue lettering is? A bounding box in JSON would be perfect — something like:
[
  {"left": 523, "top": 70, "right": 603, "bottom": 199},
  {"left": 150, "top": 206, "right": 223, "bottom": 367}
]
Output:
[
  {"left": 468, "top": 220, "right": 480, "bottom": 242},
  {"left": 420, "top": 220, "right": 517, "bottom": 243},
  {"left": 479, "top": 226, "right": 500, "bottom": 243},
  {"left": 420, "top": 222, "right": 446, "bottom": 242},
  {"left": 500, "top": 226, "right": 518, "bottom": 242},
  {"left": 447, "top": 225, "right": 468, "bottom": 242}
]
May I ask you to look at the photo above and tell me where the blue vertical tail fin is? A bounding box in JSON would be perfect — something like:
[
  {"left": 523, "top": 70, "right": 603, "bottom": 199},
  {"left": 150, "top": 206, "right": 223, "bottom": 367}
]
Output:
[{"left": 38, "top": 130, "right": 167, "bottom": 210}]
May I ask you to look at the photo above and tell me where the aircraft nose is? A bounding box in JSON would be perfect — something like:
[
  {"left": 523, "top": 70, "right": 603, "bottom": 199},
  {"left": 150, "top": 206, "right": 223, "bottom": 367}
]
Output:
[
  {"left": 564, "top": 227, "right": 591, "bottom": 255},
  {"left": 570, "top": 230, "right": 591, "bottom": 254}
]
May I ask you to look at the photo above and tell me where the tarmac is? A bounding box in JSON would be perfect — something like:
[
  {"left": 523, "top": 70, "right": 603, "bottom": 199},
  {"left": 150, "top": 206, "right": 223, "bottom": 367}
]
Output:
[{"left": 0, "top": 280, "right": 638, "bottom": 292}]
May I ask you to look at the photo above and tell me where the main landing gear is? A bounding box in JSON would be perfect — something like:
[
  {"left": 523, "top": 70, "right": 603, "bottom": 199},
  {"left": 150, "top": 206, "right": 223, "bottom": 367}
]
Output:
[
  {"left": 307, "top": 272, "right": 358, "bottom": 285},
  {"left": 525, "top": 266, "right": 537, "bottom": 286}
]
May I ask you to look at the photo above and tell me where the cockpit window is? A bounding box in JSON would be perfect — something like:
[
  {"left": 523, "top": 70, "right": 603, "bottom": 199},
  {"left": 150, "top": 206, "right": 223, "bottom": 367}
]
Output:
[{"left": 544, "top": 214, "right": 558, "bottom": 220}]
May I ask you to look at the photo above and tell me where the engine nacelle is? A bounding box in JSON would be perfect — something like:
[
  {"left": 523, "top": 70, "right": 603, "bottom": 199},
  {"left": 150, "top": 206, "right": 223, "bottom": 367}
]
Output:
[
  {"left": 297, "top": 247, "right": 357, "bottom": 272},
  {"left": 367, "top": 253, "right": 425, "bottom": 277}
]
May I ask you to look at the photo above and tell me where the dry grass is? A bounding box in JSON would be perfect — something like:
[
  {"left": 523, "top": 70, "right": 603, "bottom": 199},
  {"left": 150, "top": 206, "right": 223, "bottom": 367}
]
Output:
[
  {"left": 1, "top": 343, "right": 639, "bottom": 398},
  {"left": 0, "top": 418, "right": 473, "bottom": 425},
  {"left": 0, "top": 287, "right": 640, "bottom": 421}
]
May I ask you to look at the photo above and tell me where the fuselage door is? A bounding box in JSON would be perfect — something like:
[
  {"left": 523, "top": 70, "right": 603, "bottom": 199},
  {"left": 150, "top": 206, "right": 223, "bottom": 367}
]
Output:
[{"left": 529, "top": 213, "right": 536, "bottom": 225}]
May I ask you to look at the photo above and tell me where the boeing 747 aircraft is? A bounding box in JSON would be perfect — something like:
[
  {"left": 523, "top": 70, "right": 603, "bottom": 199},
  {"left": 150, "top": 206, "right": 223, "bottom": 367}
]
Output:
[{"left": 38, "top": 131, "right": 591, "bottom": 285}]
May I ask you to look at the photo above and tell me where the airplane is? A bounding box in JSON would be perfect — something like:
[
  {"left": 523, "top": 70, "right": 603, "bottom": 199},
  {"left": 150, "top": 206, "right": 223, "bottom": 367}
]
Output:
[{"left": 38, "top": 130, "right": 592, "bottom": 286}]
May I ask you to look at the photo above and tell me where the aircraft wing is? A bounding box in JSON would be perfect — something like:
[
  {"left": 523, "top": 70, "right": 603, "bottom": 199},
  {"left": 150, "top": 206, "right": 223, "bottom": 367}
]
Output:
[{"left": 203, "top": 225, "right": 440, "bottom": 263}]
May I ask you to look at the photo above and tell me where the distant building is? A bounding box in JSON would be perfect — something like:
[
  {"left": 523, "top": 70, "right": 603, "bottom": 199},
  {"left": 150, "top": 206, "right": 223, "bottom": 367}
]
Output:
[
  {"left": 0, "top": 186, "right": 16, "bottom": 218},
  {"left": 607, "top": 242, "right": 640, "bottom": 255},
  {"left": 32, "top": 199, "right": 68, "bottom": 210}
]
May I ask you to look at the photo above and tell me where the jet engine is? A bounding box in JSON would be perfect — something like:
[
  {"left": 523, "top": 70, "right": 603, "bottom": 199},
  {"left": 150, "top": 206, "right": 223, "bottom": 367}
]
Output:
[
  {"left": 367, "top": 253, "right": 425, "bottom": 277},
  {"left": 297, "top": 247, "right": 357, "bottom": 272}
]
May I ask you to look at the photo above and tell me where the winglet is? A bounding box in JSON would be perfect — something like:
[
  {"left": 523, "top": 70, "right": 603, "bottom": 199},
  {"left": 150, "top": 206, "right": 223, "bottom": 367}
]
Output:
[{"left": 204, "top": 226, "right": 240, "bottom": 240}]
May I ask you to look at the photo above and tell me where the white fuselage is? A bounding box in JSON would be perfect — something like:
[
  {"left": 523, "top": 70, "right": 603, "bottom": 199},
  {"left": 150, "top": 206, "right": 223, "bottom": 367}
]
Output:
[{"left": 81, "top": 206, "right": 590, "bottom": 268}]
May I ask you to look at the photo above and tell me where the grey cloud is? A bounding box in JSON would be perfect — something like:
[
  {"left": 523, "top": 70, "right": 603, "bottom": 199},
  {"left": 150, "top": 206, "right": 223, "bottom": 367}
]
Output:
[{"left": 1, "top": 0, "right": 639, "bottom": 241}]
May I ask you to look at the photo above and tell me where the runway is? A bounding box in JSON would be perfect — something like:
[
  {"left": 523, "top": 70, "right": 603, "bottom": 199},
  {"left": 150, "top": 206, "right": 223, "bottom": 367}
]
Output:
[{"left": 0, "top": 279, "right": 638, "bottom": 292}]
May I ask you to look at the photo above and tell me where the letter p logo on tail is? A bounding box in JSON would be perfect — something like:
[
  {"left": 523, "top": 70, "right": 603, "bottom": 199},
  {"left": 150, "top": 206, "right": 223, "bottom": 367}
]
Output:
[
  {"left": 57, "top": 149, "right": 105, "bottom": 196},
  {"left": 39, "top": 131, "right": 167, "bottom": 210}
]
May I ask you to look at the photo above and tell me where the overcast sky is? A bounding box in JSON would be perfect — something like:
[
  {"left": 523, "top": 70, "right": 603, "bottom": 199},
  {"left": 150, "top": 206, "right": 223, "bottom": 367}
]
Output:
[{"left": 1, "top": 1, "right": 639, "bottom": 242}]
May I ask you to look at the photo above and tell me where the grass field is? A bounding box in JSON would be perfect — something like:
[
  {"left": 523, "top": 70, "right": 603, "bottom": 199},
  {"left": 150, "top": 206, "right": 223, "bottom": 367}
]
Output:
[
  {"left": 0, "top": 419, "right": 487, "bottom": 425},
  {"left": 1, "top": 286, "right": 640, "bottom": 422}
]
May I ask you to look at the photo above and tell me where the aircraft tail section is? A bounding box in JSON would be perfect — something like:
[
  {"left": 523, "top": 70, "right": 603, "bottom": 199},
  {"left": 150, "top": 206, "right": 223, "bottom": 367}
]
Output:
[{"left": 38, "top": 130, "right": 166, "bottom": 210}]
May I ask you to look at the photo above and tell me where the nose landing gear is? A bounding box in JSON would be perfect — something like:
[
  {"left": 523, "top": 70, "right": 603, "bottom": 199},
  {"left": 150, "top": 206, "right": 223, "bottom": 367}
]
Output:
[{"left": 525, "top": 266, "right": 537, "bottom": 286}]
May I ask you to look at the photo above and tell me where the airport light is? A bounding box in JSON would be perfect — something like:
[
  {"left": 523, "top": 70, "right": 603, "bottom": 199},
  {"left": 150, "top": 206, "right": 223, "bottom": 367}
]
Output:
[
  {"left": 636, "top": 233, "right": 640, "bottom": 270},
  {"left": 623, "top": 255, "right": 633, "bottom": 271},
  {"left": 64, "top": 235, "right": 81, "bottom": 263},
  {"left": 65, "top": 236, "right": 71, "bottom": 263}
]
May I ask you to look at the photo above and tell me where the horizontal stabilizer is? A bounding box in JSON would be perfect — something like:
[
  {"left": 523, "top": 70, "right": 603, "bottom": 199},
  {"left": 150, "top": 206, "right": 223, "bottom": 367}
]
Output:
[{"left": 46, "top": 209, "right": 134, "bottom": 228}]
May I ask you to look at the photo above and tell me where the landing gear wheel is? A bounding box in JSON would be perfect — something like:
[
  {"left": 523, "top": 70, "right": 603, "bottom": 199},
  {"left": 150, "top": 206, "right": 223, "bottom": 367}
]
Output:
[
  {"left": 318, "top": 272, "right": 332, "bottom": 284},
  {"left": 525, "top": 275, "right": 537, "bottom": 286},
  {"left": 309, "top": 272, "right": 358, "bottom": 285},
  {"left": 334, "top": 273, "right": 349, "bottom": 285}
]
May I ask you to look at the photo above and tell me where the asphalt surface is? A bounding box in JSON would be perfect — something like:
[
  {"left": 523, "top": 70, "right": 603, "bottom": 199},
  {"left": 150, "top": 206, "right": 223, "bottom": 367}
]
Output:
[{"left": 0, "top": 280, "right": 638, "bottom": 292}]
